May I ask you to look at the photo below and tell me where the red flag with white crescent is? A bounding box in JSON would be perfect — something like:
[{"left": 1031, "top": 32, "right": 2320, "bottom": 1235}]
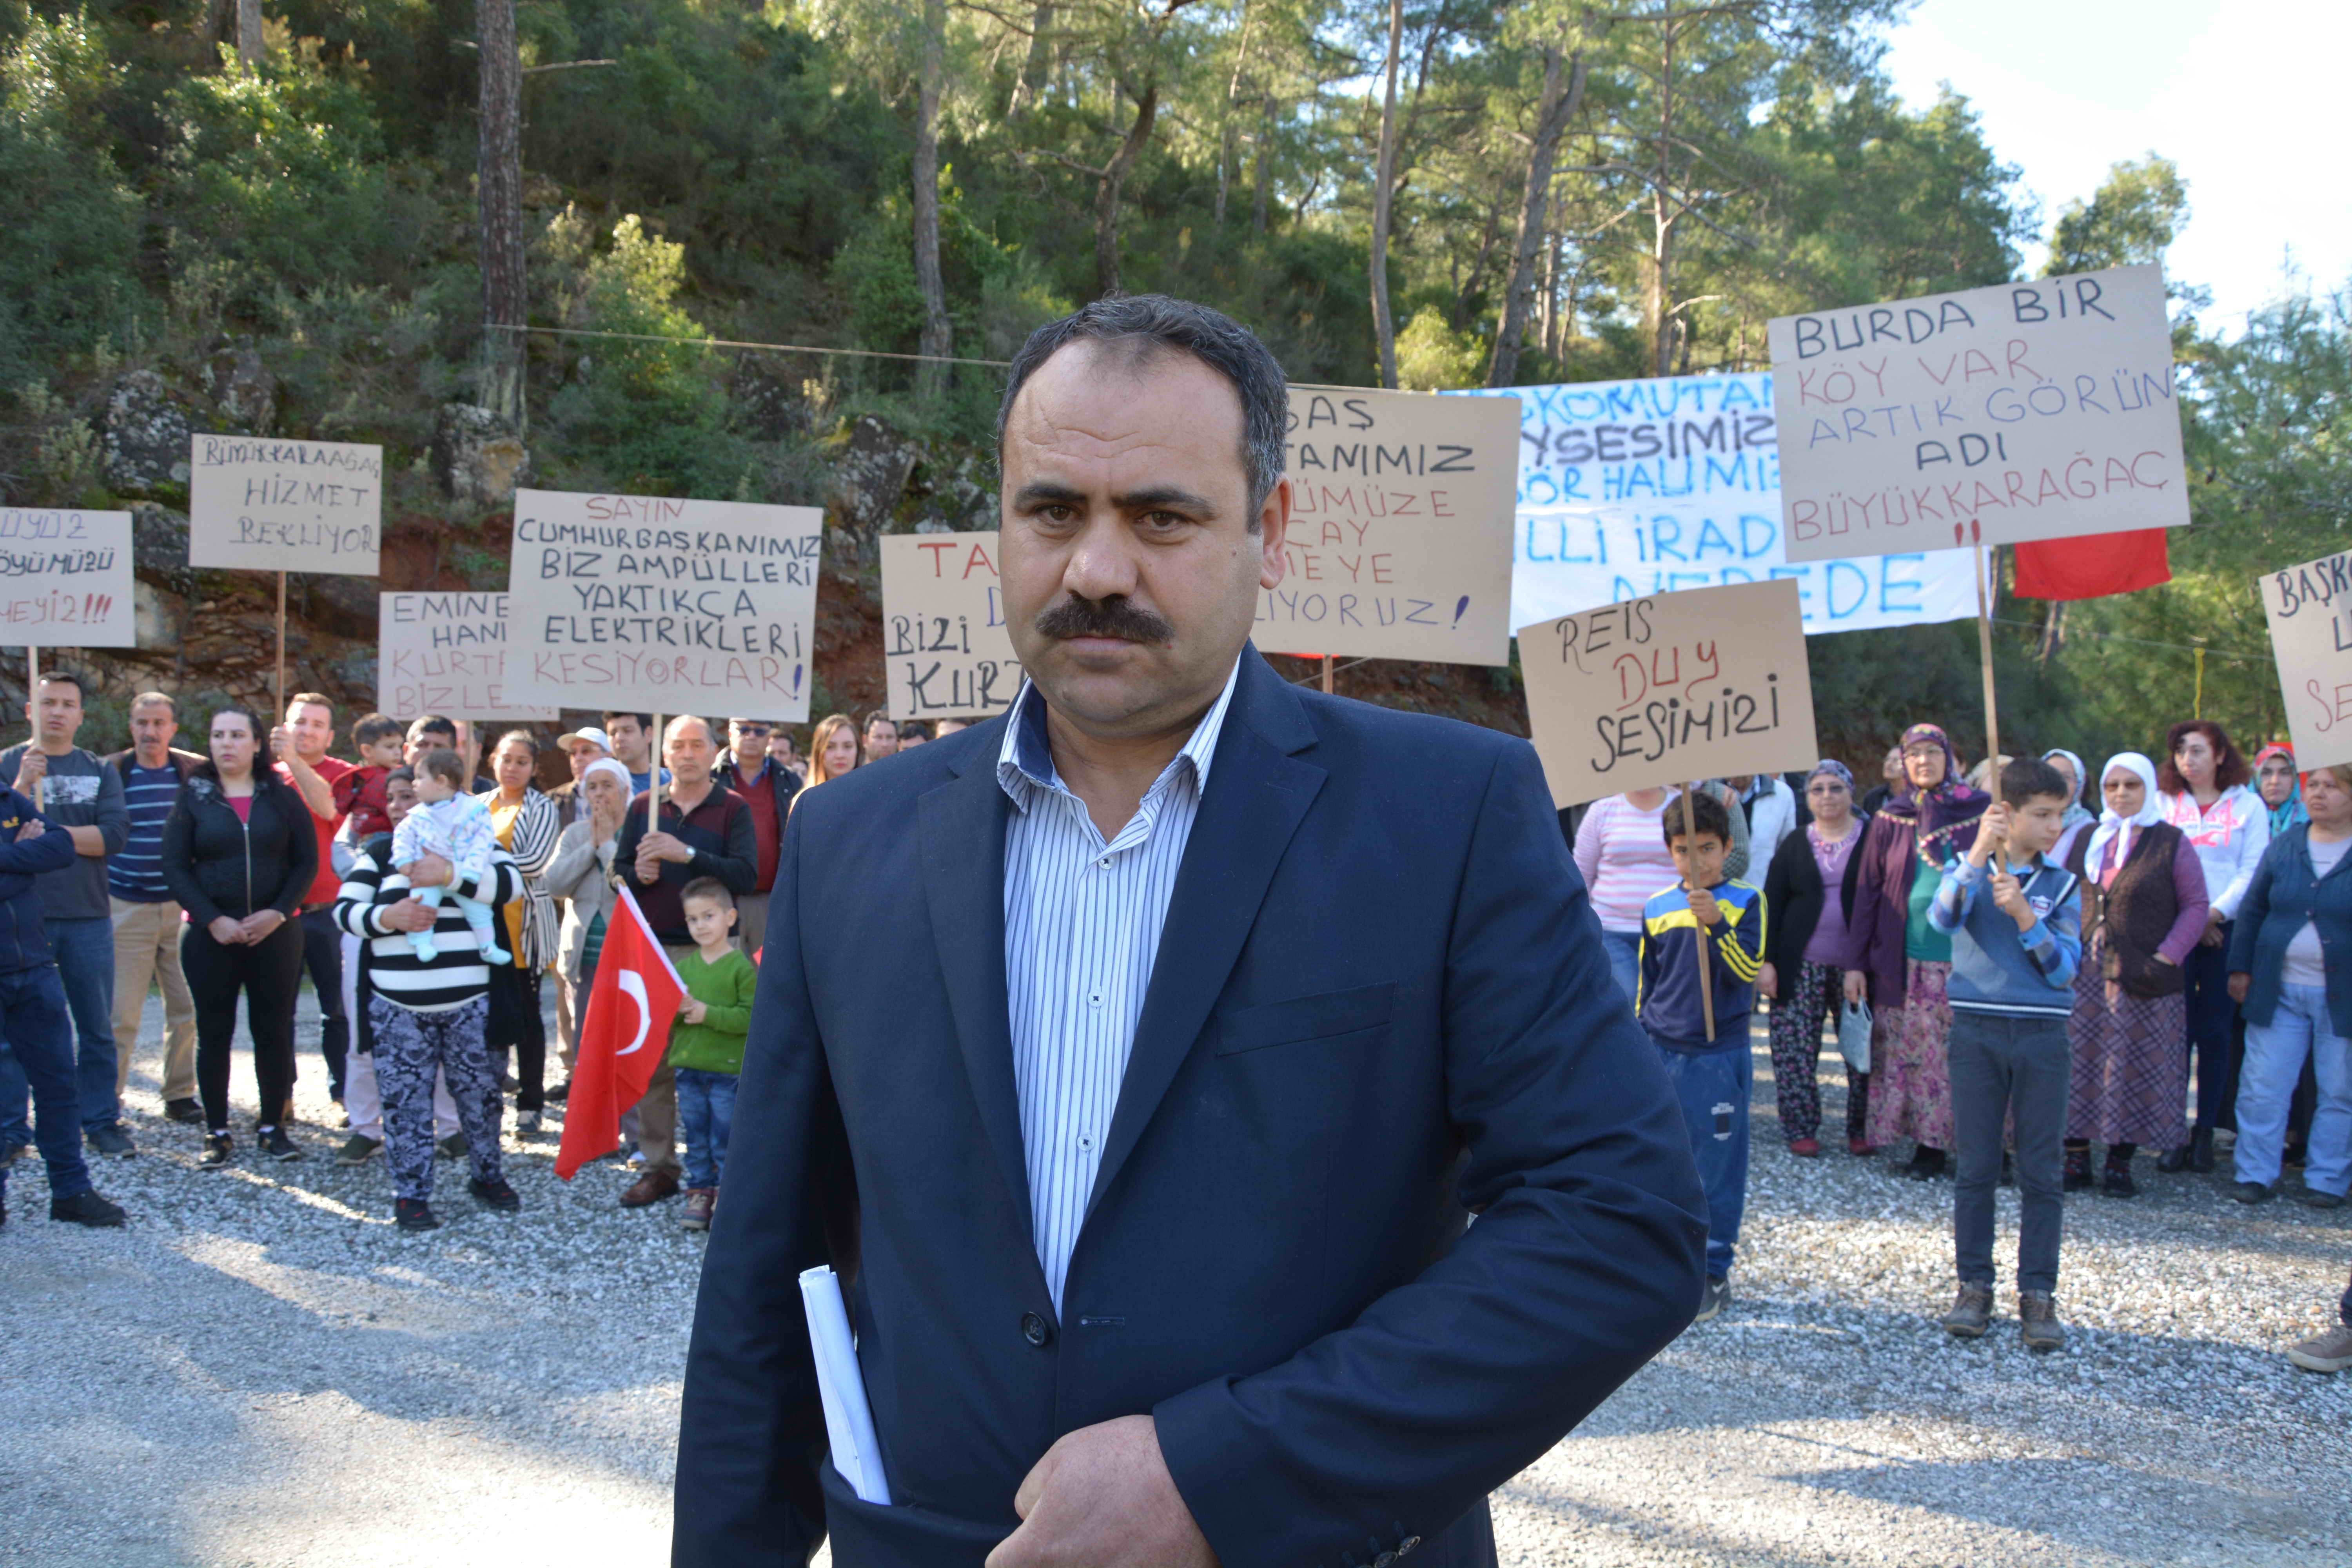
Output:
[{"left": 555, "top": 884, "right": 685, "bottom": 1181}]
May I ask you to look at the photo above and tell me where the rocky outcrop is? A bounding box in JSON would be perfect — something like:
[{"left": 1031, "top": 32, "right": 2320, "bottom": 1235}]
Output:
[
  {"left": 830, "top": 414, "right": 917, "bottom": 532},
  {"left": 200, "top": 342, "right": 278, "bottom": 432},
  {"left": 102, "top": 372, "right": 192, "bottom": 494},
  {"left": 430, "top": 403, "right": 530, "bottom": 512}
]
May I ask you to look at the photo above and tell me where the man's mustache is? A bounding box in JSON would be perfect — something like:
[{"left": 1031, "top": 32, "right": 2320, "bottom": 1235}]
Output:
[{"left": 1032, "top": 595, "right": 1174, "bottom": 645}]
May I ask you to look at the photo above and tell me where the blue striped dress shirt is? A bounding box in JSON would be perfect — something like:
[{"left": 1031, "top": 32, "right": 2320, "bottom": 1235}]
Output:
[{"left": 998, "top": 659, "right": 1240, "bottom": 1313}]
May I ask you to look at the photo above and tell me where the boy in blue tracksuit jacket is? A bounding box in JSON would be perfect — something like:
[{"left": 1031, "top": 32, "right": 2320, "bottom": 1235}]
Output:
[
  {"left": 1637, "top": 789, "right": 1765, "bottom": 1322},
  {"left": 1929, "top": 756, "right": 2082, "bottom": 1350},
  {"left": 0, "top": 782, "right": 125, "bottom": 1227}
]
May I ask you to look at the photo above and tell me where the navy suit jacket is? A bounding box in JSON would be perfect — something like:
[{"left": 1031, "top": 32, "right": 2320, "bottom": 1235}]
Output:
[{"left": 676, "top": 647, "right": 1708, "bottom": 1568}]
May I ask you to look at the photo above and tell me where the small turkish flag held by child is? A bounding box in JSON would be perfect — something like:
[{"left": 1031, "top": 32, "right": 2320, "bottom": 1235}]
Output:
[
  {"left": 2013, "top": 528, "right": 2172, "bottom": 601},
  {"left": 555, "top": 886, "right": 685, "bottom": 1181}
]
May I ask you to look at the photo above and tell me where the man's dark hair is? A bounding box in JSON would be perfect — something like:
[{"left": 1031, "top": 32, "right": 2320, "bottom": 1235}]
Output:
[
  {"left": 34, "top": 670, "right": 84, "bottom": 700},
  {"left": 1999, "top": 756, "right": 2070, "bottom": 809},
  {"left": 997, "top": 294, "right": 1290, "bottom": 526},
  {"left": 385, "top": 766, "right": 416, "bottom": 788},
  {"left": 897, "top": 720, "right": 932, "bottom": 743},
  {"left": 289, "top": 690, "right": 333, "bottom": 716},
  {"left": 604, "top": 711, "right": 654, "bottom": 733},
  {"left": 1661, "top": 789, "right": 1732, "bottom": 849},
  {"left": 354, "top": 712, "right": 402, "bottom": 746},
  {"left": 862, "top": 710, "right": 898, "bottom": 735},
  {"left": 408, "top": 713, "right": 457, "bottom": 744}
]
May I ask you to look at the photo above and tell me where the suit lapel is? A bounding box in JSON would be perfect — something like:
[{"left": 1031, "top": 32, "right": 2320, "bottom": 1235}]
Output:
[
  {"left": 917, "top": 749, "right": 1032, "bottom": 1226},
  {"left": 1086, "top": 653, "right": 1326, "bottom": 1220}
]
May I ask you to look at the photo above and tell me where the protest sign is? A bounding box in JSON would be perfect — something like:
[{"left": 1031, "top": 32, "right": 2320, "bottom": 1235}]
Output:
[
  {"left": 1768, "top": 263, "right": 2189, "bottom": 562},
  {"left": 1450, "top": 373, "right": 1975, "bottom": 635},
  {"left": 1266, "top": 386, "right": 1516, "bottom": 666},
  {"left": 879, "top": 534, "right": 1022, "bottom": 720},
  {"left": 0, "top": 508, "right": 136, "bottom": 647},
  {"left": 187, "top": 434, "right": 382, "bottom": 574},
  {"left": 504, "top": 489, "right": 824, "bottom": 720},
  {"left": 1516, "top": 578, "right": 1820, "bottom": 809},
  {"left": 377, "top": 592, "right": 559, "bottom": 722},
  {"left": 2258, "top": 548, "right": 2352, "bottom": 771}
]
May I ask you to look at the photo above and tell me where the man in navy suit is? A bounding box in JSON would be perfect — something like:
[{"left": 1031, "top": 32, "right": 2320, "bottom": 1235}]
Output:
[{"left": 676, "top": 297, "right": 1708, "bottom": 1568}]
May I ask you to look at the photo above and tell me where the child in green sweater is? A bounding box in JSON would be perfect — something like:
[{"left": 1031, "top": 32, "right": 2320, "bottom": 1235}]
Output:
[{"left": 668, "top": 878, "right": 760, "bottom": 1233}]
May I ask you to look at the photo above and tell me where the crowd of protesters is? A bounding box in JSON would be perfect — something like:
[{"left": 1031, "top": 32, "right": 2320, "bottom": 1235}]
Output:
[{"left": 0, "top": 668, "right": 2340, "bottom": 1372}]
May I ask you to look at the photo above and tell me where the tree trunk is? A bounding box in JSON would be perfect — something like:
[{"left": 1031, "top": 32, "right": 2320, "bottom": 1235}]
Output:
[
  {"left": 1367, "top": 0, "right": 1405, "bottom": 388},
  {"left": 1092, "top": 78, "right": 1159, "bottom": 299},
  {"left": 1005, "top": 2, "right": 1052, "bottom": 124},
  {"left": 236, "top": 0, "right": 262, "bottom": 67},
  {"left": 475, "top": 0, "right": 527, "bottom": 428},
  {"left": 1648, "top": 9, "right": 1678, "bottom": 378},
  {"left": 1486, "top": 47, "right": 1584, "bottom": 387},
  {"left": 912, "top": 0, "right": 952, "bottom": 399},
  {"left": 1251, "top": 93, "right": 1274, "bottom": 238}
]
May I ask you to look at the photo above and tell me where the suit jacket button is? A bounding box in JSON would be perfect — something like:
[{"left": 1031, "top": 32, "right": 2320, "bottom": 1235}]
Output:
[
  {"left": 1021, "top": 1312, "right": 1051, "bottom": 1347},
  {"left": 1398, "top": 1539, "right": 1420, "bottom": 1556}
]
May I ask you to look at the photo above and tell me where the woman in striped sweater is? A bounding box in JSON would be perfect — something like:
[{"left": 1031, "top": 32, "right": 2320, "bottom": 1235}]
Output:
[
  {"left": 334, "top": 817, "right": 525, "bottom": 1231},
  {"left": 481, "top": 731, "right": 561, "bottom": 1135}
]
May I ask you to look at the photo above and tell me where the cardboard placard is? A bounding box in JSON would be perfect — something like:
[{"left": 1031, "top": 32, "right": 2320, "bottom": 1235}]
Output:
[
  {"left": 1448, "top": 373, "right": 1977, "bottom": 635},
  {"left": 0, "top": 508, "right": 137, "bottom": 647},
  {"left": 1768, "top": 263, "right": 2189, "bottom": 561},
  {"left": 879, "top": 534, "right": 1022, "bottom": 720},
  {"left": 1516, "top": 579, "right": 1820, "bottom": 808},
  {"left": 504, "top": 489, "right": 824, "bottom": 720},
  {"left": 1265, "top": 386, "right": 1516, "bottom": 665},
  {"left": 187, "top": 434, "right": 382, "bottom": 574},
  {"left": 2258, "top": 549, "right": 2352, "bottom": 771},
  {"left": 377, "top": 592, "right": 559, "bottom": 723}
]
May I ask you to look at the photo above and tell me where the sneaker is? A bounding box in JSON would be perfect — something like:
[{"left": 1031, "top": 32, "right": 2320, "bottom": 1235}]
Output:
[
  {"left": 87, "top": 1123, "right": 136, "bottom": 1159},
  {"left": 2230, "top": 1180, "right": 2275, "bottom": 1205},
  {"left": 1787, "top": 1138, "right": 1821, "bottom": 1158},
  {"left": 2298, "top": 1187, "right": 2346, "bottom": 1210},
  {"left": 258, "top": 1125, "right": 303, "bottom": 1162},
  {"left": 2101, "top": 1158, "right": 2139, "bottom": 1198},
  {"left": 515, "top": 1111, "right": 543, "bottom": 1137},
  {"left": 1941, "top": 1281, "right": 1993, "bottom": 1339},
  {"left": 50, "top": 1189, "right": 127, "bottom": 1227},
  {"left": 2285, "top": 1324, "right": 2352, "bottom": 1374},
  {"left": 336, "top": 1134, "right": 382, "bottom": 1166},
  {"left": 681, "top": 1187, "right": 716, "bottom": 1231},
  {"left": 1904, "top": 1147, "right": 1947, "bottom": 1180},
  {"left": 620, "top": 1168, "right": 680, "bottom": 1208},
  {"left": 2062, "top": 1147, "right": 2093, "bottom": 1192},
  {"left": 436, "top": 1132, "right": 470, "bottom": 1160},
  {"left": 2018, "top": 1290, "right": 2065, "bottom": 1352},
  {"left": 545, "top": 1080, "right": 572, "bottom": 1104},
  {"left": 197, "top": 1133, "right": 234, "bottom": 1170},
  {"left": 162, "top": 1097, "right": 204, "bottom": 1125},
  {"left": 394, "top": 1198, "right": 440, "bottom": 1232},
  {"left": 1692, "top": 1276, "right": 1730, "bottom": 1324},
  {"left": 468, "top": 1175, "right": 521, "bottom": 1212}
]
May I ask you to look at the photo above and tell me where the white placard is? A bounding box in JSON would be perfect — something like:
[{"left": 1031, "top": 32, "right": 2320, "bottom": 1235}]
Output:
[
  {"left": 377, "top": 592, "right": 559, "bottom": 722},
  {"left": 1768, "top": 263, "right": 2189, "bottom": 561},
  {"left": 879, "top": 534, "right": 1022, "bottom": 719},
  {"left": 187, "top": 434, "right": 382, "bottom": 574},
  {"left": 505, "top": 489, "right": 823, "bottom": 720},
  {"left": 1515, "top": 579, "right": 1820, "bottom": 808},
  {"left": 1264, "top": 387, "right": 1517, "bottom": 665},
  {"left": 0, "top": 508, "right": 137, "bottom": 648},
  {"left": 2258, "top": 549, "right": 2352, "bottom": 771},
  {"left": 1448, "top": 374, "right": 1976, "bottom": 635}
]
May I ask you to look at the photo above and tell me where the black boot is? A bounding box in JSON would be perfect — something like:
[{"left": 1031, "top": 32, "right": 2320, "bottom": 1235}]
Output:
[
  {"left": 2102, "top": 1151, "right": 2139, "bottom": 1197},
  {"left": 2157, "top": 1142, "right": 2190, "bottom": 1173},
  {"left": 2187, "top": 1123, "right": 2217, "bottom": 1174},
  {"left": 2063, "top": 1146, "right": 2093, "bottom": 1192}
]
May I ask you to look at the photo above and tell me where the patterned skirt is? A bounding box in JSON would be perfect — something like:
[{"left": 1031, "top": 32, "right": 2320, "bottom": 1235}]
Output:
[
  {"left": 2066, "top": 934, "right": 2189, "bottom": 1148},
  {"left": 1867, "top": 958, "right": 1954, "bottom": 1150}
]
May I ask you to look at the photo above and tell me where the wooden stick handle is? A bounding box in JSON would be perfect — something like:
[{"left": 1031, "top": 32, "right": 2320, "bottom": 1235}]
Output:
[
  {"left": 275, "top": 572, "right": 289, "bottom": 727},
  {"left": 649, "top": 714, "right": 663, "bottom": 835},
  {"left": 1974, "top": 544, "right": 2000, "bottom": 776},
  {"left": 1685, "top": 782, "right": 1715, "bottom": 1044},
  {"left": 24, "top": 644, "right": 40, "bottom": 811},
  {"left": 1321, "top": 654, "right": 1334, "bottom": 695}
]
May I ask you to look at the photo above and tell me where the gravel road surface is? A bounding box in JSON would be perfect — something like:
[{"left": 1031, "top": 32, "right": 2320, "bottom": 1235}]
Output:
[{"left": 4, "top": 992, "right": 2346, "bottom": 1566}]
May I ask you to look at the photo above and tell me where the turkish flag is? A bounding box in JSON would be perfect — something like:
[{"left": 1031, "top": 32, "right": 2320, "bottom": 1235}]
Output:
[
  {"left": 2013, "top": 529, "right": 2172, "bottom": 600},
  {"left": 555, "top": 886, "right": 685, "bottom": 1181}
]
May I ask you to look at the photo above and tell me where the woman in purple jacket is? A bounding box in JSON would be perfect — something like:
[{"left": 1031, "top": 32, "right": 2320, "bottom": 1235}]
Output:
[{"left": 1841, "top": 723, "right": 1988, "bottom": 1178}]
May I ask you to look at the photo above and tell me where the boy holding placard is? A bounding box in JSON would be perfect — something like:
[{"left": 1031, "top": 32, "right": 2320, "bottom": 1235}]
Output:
[
  {"left": 1929, "top": 757, "right": 2083, "bottom": 1352},
  {"left": 1636, "top": 790, "right": 1767, "bottom": 1325}
]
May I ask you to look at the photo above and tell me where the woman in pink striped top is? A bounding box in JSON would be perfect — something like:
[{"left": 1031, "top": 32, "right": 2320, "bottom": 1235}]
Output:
[{"left": 1574, "top": 786, "right": 1684, "bottom": 1006}]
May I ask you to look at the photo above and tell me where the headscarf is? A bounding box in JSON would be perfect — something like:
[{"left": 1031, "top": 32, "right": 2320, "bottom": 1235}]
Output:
[
  {"left": 2252, "top": 742, "right": 2308, "bottom": 836},
  {"left": 581, "top": 757, "right": 634, "bottom": 798},
  {"left": 1807, "top": 758, "right": 1855, "bottom": 793},
  {"left": 1881, "top": 722, "right": 1988, "bottom": 863},
  {"left": 2082, "top": 752, "right": 2165, "bottom": 876},
  {"left": 2043, "top": 748, "right": 2094, "bottom": 830}
]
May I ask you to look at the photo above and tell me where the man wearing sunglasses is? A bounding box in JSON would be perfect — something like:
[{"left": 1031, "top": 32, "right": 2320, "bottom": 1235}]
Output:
[{"left": 714, "top": 717, "right": 801, "bottom": 955}]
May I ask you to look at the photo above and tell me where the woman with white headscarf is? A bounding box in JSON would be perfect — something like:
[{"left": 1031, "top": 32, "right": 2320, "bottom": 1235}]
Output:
[
  {"left": 2061, "top": 753, "right": 2209, "bottom": 1196},
  {"left": 2044, "top": 748, "right": 2095, "bottom": 865},
  {"left": 543, "top": 756, "right": 632, "bottom": 1099}
]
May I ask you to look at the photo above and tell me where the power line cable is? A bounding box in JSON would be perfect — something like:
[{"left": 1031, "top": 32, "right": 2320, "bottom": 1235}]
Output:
[{"left": 485, "top": 323, "right": 1011, "bottom": 367}]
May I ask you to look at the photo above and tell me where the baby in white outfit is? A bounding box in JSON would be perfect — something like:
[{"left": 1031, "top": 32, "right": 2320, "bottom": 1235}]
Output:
[{"left": 391, "top": 750, "right": 510, "bottom": 964}]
